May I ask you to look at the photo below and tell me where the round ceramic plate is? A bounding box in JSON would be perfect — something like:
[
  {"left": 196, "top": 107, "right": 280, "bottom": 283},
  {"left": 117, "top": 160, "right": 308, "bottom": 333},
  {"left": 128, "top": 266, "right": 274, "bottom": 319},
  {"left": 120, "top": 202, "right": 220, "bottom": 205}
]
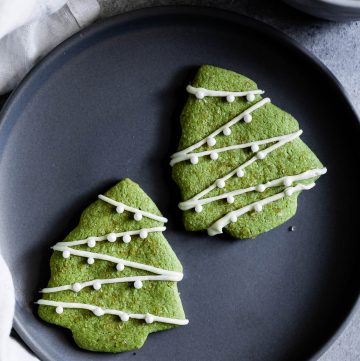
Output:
[{"left": 0, "top": 6, "right": 359, "bottom": 361}]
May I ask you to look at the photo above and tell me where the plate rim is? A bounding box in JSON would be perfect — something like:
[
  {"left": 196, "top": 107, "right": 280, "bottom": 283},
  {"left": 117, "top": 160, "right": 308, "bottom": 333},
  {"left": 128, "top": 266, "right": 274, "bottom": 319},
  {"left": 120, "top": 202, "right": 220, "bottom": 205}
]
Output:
[{"left": 0, "top": 5, "right": 359, "bottom": 361}]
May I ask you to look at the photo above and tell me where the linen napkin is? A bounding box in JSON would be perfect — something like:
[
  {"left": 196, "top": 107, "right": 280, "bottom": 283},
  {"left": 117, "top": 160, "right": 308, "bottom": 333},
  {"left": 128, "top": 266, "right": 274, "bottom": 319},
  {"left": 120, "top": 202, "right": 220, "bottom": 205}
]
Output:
[
  {"left": 0, "top": 0, "right": 101, "bottom": 94},
  {"left": 0, "top": 254, "right": 38, "bottom": 361}
]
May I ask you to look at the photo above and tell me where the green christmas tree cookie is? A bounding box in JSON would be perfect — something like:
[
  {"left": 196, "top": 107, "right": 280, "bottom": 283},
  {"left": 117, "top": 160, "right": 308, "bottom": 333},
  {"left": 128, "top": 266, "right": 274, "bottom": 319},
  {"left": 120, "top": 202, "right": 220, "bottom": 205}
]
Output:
[
  {"left": 37, "top": 179, "right": 188, "bottom": 352},
  {"left": 171, "top": 65, "right": 327, "bottom": 239}
]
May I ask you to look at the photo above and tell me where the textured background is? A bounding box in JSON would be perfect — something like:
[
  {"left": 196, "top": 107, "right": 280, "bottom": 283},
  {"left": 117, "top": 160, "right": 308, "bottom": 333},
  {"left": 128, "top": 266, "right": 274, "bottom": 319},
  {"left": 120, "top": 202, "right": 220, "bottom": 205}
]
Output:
[{"left": 1, "top": 0, "right": 359, "bottom": 360}]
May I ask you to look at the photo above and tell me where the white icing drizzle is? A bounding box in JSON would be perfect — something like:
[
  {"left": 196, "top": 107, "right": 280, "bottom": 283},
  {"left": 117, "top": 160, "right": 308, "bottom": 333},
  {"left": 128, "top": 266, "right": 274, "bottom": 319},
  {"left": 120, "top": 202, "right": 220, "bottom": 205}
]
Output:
[
  {"left": 178, "top": 130, "right": 303, "bottom": 209},
  {"left": 176, "top": 84, "right": 326, "bottom": 239},
  {"left": 170, "top": 97, "right": 271, "bottom": 165},
  {"left": 179, "top": 168, "right": 327, "bottom": 211},
  {"left": 98, "top": 194, "right": 168, "bottom": 223},
  {"left": 207, "top": 182, "right": 316, "bottom": 236},
  {"left": 55, "top": 226, "right": 166, "bottom": 247},
  {"left": 52, "top": 244, "right": 183, "bottom": 279},
  {"left": 36, "top": 299, "right": 189, "bottom": 325},
  {"left": 38, "top": 193, "right": 187, "bottom": 325},
  {"left": 171, "top": 131, "right": 301, "bottom": 166},
  {"left": 186, "top": 85, "right": 264, "bottom": 101},
  {"left": 41, "top": 274, "right": 182, "bottom": 293}
]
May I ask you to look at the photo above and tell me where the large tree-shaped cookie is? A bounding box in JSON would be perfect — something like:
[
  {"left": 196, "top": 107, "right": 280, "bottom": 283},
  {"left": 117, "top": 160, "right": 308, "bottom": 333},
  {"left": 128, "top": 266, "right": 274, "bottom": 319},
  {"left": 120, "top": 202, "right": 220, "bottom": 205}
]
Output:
[
  {"left": 37, "top": 179, "right": 188, "bottom": 352},
  {"left": 171, "top": 65, "right": 326, "bottom": 238}
]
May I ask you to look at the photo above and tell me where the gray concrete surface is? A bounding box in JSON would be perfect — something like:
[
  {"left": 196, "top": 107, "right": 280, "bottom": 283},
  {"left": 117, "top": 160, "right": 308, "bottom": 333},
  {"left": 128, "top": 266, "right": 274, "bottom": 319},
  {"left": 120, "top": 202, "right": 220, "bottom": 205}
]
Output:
[
  {"left": 98, "top": 2, "right": 360, "bottom": 360},
  {"left": 2, "top": 1, "right": 359, "bottom": 360}
]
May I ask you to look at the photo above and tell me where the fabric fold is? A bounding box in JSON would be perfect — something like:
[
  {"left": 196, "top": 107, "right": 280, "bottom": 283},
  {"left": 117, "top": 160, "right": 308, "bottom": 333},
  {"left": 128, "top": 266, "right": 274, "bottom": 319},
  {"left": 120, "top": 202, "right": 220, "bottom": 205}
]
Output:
[{"left": 0, "top": 0, "right": 100, "bottom": 94}]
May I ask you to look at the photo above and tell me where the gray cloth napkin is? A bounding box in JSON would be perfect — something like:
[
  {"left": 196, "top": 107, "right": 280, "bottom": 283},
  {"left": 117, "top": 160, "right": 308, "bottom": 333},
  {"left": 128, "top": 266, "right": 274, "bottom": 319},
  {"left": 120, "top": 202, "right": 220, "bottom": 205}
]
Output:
[{"left": 0, "top": 0, "right": 100, "bottom": 94}]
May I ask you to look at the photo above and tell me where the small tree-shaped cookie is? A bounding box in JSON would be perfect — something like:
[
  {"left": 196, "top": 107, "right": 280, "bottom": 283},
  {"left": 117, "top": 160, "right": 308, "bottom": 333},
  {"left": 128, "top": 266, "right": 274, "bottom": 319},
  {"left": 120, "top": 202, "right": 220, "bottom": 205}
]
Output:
[
  {"left": 171, "top": 65, "right": 326, "bottom": 238},
  {"left": 37, "top": 179, "right": 188, "bottom": 352}
]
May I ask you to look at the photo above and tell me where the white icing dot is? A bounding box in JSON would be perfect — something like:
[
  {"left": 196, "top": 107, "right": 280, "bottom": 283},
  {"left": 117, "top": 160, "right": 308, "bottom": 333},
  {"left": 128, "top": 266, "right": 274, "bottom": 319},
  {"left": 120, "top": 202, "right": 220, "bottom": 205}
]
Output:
[
  {"left": 246, "top": 93, "right": 255, "bottom": 102},
  {"left": 120, "top": 313, "right": 129, "bottom": 322},
  {"left": 257, "top": 151, "right": 266, "bottom": 160},
  {"left": 107, "top": 233, "right": 117, "bottom": 242},
  {"left": 139, "top": 230, "right": 148, "bottom": 239},
  {"left": 254, "top": 204, "right": 263, "bottom": 212},
  {"left": 210, "top": 151, "right": 219, "bottom": 161},
  {"left": 207, "top": 137, "right": 216, "bottom": 147},
  {"left": 56, "top": 306, "right": 63, "bottom": 314},
  {"left": 116, "top": 204, "right": 125, "bottom": 213},
  {"left": 72, "top": 283, "right": 82, "bottom": 292},
  {"left": 145, "top": 314, "right": 154, "bottom": 324},
  {"left": 251, "top": 144, "right": 260, "bottom": 153},
  {"left": 236, "top": 169, "right": 245, "bottom": 178},
  {"left": 256, "top": 184, "right": 266, "bottom": 192},
  {"left": 87, "top": 257, "right": 95, "bottom": 265},
  {"left": 134, "top": 212, "right": 143, "bottom": 221},
  {"left": 226, "top": 94, "right": 235, "bottom": 103},
  {"left": 227, "top": 195, "right": 235, "bottom": 204},
  {"left": 87, "top": 237, "right": 96, "bottom": 248},
  {"left": 93, "top": 281, "right": 102, "bottom": 290},
  {"left": 62, "top": 250, "right": 70, "bottom": 259},
  {"left": 134, "top": 280, "right": 143, "bottom": 289},
  {"left": 116, "top": 263, "right": 125, "bottom": 271},
  {"left": 122, "top": 234, "right": 131, "bottom": 243},
  {"left": 196, "top": 91, "right": 205, "bottom": 99},
  {"left": 116, "top": 205, "right": 125, "bottom": 214},
  {"left": 216, "top": 179, "right": 225, "bottom": 188},
  {"left": 283, "top": 178, "right": 293, "bottom": 187},
  {"left": 230, "top": 214, "right": 238, "bottom": 223},
  {"left": 243, "top": 114, "right": 252, "bottom": 123},
  {"left": 223, "top": 127, "right": 231, "bottom": 136},
  {"left": 285, "top": 188, "right": 294, "bottom": 197},
  {"left": 195, "top": 205, "right": 203, "bottom": 213},
  {"left": 190, "top": 155, "right": 199, "bottom": 164},
  {"left": 93, "top": 307, "right": 104, "bottom": 317}
]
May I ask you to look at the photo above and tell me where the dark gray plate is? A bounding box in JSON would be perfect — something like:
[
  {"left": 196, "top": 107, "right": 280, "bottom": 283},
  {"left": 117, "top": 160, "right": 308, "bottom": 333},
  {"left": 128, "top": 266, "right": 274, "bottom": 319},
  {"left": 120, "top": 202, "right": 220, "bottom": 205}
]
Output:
[{"left": 0, "top": 6, "right": 359, "bottom": 361}]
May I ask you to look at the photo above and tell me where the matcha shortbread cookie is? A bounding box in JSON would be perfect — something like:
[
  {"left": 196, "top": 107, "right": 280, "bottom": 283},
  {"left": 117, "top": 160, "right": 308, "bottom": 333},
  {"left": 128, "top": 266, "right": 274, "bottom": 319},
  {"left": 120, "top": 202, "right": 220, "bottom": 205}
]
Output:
[
  {"left": 37, "top": 179, "right": 188, "bottom": 352},
  {"left": 171, "top": 65, "right": 327, "bottom": 239}
]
